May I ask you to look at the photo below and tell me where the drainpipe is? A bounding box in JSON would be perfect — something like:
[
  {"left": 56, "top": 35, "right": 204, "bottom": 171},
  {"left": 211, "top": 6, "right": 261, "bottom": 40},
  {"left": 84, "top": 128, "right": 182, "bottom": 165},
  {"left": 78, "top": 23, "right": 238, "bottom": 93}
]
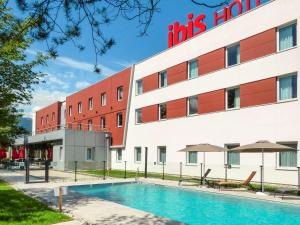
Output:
[{"left": 105, "top": 133, "right": 111, "bottom": 170}]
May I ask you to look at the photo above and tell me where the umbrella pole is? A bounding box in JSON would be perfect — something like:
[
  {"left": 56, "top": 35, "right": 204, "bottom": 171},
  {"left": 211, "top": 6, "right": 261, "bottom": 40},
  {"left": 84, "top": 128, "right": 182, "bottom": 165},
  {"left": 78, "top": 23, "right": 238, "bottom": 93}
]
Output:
[{"left": 261, "top": 149, "right": 265, "bottom": 193}]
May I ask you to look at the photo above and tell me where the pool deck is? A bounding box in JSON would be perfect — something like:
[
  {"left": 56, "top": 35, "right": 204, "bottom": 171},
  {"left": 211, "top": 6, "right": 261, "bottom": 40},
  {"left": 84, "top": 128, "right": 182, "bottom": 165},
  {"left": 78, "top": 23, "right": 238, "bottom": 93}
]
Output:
[{"left": 1, "top": 170, "right": 300, "bottom": 225}]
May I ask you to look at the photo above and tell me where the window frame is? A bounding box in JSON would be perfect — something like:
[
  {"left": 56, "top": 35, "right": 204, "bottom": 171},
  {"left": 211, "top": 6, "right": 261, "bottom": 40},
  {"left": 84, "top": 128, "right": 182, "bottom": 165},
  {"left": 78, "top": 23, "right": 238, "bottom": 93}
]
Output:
[
  {"left": 277, "top": 73, "right": 298, "bottom": 103},
  {"left": 157, "top": 146, "right": 167, "bottom": 164},
  {"left": 136, "top": 79, "right": 143, "bottom": 95},
  {"left": 78, "top": 102, "right": 82, "bottom": 114},
  {"left": 46, "top": 115, "right": 49, "bottom": 124},
  {"left": 116, "top": 148, "right": 122, "bottom": 162},
  {"left": 88, "top": 97, "right": 93, "bottom": 110},
  {"left": 226, "top": 42, "right": 240, "bottom": 68},
  {"left": 135, "top": 109, "right": 142, "bottom": 124},
  {"left": 158, "top": 103, "right": 167, "bottom": 121},
  {"left": 86, "top": 147, "right": 95, "bottom": 161},
  {"left": 188, "top": 59, "right": 199, "bottom": 79},
  {"left": 225, "top": 143, "right": 241, "bottom": 167},
  {"left": 77, "top": 122, "right": 82, "bottom": 130},
  {"left": 52, "top": 112, "right": 55, "bottom": 121},
  {"left": 186, "top": 151, "right": 198, "bottom": 165},
  {"left": 134, "top": 147, "right": 142, "bottom": 163},
  {"left": 100, "top": 116, "right": 106, "bottom": 129},
  {"left": 117, "top": 112, "right": 123, "bottom": 127},
  {"left": 187, "top": 95, "right": 199, "bottom": 116},
  {"left": 117, "top": 86, "right": 124, "bottom": 101},
  {"left": 276, "top": 142, "right": 298, "bottom": 170},
  {"left": 226, "top": 86, "right": 240, "bottom": 110},
  {"left": 277, "top": 21, "right": 297, "bottom": 52},
  {"left": 159, "top": 71, "right": 168, "bottom": 88},
  {"left": 88, "top": 119, "right": 93, "bottom": 131},
  {"left": 68, "top": 105, "right": 72, "bottom": 116},
  {"left": 101, "top": 93, "right": 107, "bottom": 106}
]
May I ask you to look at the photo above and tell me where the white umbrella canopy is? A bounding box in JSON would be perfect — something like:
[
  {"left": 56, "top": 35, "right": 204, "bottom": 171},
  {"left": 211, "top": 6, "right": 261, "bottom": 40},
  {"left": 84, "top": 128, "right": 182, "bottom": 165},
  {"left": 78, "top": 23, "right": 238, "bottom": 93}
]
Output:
[{"left": 229, "top": 140, "right": 296, "bottom": 194}]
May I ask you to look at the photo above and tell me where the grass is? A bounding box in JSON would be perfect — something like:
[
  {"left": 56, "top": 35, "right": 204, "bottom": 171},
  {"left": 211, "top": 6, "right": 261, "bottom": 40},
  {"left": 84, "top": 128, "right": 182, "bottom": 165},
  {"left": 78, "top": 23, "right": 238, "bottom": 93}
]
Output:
[
  {"left": 81, "top": 169, "right": 203, "bottom": 184},
  {"left": 0, "top": 181, "right": 71, "bottom": 225}
]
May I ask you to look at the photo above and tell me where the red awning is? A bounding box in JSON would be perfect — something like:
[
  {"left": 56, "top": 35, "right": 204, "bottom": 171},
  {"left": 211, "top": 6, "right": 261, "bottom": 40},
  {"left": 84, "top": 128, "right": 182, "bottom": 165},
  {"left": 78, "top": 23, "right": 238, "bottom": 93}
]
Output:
[
  {"left": 12, "top": 147, "right": 19, "bottom": 160},
  {"left": 19, "top": 146, "right": 25, "bottom": 159}
]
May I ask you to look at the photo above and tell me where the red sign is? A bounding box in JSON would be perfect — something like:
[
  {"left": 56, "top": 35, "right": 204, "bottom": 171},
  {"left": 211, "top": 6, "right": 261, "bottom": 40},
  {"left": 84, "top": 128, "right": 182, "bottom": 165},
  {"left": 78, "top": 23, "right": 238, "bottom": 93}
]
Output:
[{"left": 168, "top": 0, "right": 261, "bottom": 48}]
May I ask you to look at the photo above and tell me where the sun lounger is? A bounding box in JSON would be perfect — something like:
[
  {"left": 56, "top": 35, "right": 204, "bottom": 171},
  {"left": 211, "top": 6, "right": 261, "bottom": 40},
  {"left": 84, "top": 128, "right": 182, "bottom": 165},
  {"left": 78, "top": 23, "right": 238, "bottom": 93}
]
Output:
[
  {"left": 178, "top": 169, "right": 211, "bottom": 186},
  {"left": 214, "top": 171, "right": 256, "bottom": 190},
  {"left": 274, "top": 187, "right": 300, "bottom": 199}
]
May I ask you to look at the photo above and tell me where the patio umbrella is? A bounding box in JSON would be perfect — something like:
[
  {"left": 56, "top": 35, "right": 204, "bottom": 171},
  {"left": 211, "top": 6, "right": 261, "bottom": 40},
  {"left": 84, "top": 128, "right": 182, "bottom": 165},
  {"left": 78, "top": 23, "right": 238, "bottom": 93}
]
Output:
[
  {"left": 229, "top": 140, "right": 295, "bottom": 194},
  {"left": 178, "top": 144, "right": 228, "bottom": 179},
  {"left": 19, "top": 146, "right": 25, "bottom": 159},
  {"left": 12, "top": 147, "right": 19, "bottom": 160},
  {"left": 47, "top": 147, "right": 53, "bottom": 160}
]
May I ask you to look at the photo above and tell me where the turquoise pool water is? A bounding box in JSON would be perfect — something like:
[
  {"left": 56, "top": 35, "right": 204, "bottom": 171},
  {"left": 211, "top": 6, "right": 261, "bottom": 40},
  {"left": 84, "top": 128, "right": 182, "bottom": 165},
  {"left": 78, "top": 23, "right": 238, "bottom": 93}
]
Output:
[{"left": 70, "top": 183, "right": 300, "bottom": 225}]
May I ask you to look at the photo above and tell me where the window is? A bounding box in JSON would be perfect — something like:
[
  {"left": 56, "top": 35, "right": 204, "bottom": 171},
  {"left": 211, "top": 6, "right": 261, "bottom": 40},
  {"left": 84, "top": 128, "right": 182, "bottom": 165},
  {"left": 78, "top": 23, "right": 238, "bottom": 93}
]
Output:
[
  {"left": 278, "top": 74, "right": 297, "bottom": 101},
  {"left": 278, "top": 143, "right": 297, "bottom": 168},
  {"left": 101, "top": 117, "right": 106, "bottom": 129},
  {"left": 189, "top": 60, "right": 198, "bottom": 79},
  {"left": 88, "top": 97, "right": 93, "bottom": 110},
  {"left": 86, "top": 147, "right": 95, "bottom": 161},
  {"left": 227, "top": 43, "right": 240, "bottom": 67},
  {"left": 69, "top": 106, "right": 72, "bottom": 116},
  {"left": 187, "top": 151, "right": 197, "bottom": 164},
  {"left": 52, "top": 112, "right": 55, "bottom": 121},
  {"left": 59, "top": 146, "right": 63, "bottom": 161},
  {"left": 101, "top": 93, "right": 107, "bottom": 106},
  {"left": 136, "top": 80, "right": 143, "bottom": 95},
  {"left": 278, "top": 23, "right": 297, "bottom": 51},
  {"left": 225, "top": 144, "right": 240, "bottom": 166},
  {"left": 41, "top": 117, "right": 44, "bottom": 125},
  {"left": 78, "top": 102, "right": 82, "bottom": 113},
  {"left": 135, "top": 109, "right": 142, "bottom": 124},
  {"left": 159, "top": 103, "right": 167, "bottom": 120},
  {"left": 77, "top": 122, "right": 82, "bottom": 130},
  {"left": 226, "top": 87, "right": 240, "bottom": 110},
  {"left": 188, "top": 96, "right": 198, "bottom": 115},
  {"left": 88, "top": 119, "right": 93, "bottom": 131},
  {"left": 116, "top": 149, "right": 122, "bottom": 162},
  {"left": 46, "top": 115, "right": 49, "bottom": 124},
  {"left": 159, "top": 71, "right": 168, "bottom": 88},
  {"left": 135, "top": 147, "right": 142, "bottom": 163},
  {"left": 158, "top": 146, "right": 166, "bottom": 163},
  {"left": 117, "top": 86, "right": 124, "bottom": 101},
  {"left": 117, "top": 113, "right": 123, "bottom": 127}
]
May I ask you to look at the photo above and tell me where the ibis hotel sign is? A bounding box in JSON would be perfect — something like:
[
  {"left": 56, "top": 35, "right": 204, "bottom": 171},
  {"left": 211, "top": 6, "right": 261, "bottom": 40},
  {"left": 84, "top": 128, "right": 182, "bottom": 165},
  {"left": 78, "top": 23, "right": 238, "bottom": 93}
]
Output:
[{"left": 168, "top": 0, "right": 262, "bottom": 48}]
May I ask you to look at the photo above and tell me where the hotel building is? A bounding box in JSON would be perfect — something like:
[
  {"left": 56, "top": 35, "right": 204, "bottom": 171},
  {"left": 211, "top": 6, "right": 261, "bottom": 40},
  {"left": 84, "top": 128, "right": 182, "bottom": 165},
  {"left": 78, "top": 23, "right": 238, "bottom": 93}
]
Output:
[{"left": 16, "top": 0, "right": 300, "bottom": 185}]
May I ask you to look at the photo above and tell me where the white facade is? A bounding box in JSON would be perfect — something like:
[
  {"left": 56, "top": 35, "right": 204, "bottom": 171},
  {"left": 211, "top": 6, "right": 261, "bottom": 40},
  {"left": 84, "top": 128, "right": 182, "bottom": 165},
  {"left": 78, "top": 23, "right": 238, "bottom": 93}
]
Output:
[{"left": 111, "top": 0, "right": 300, "bottom": 185}]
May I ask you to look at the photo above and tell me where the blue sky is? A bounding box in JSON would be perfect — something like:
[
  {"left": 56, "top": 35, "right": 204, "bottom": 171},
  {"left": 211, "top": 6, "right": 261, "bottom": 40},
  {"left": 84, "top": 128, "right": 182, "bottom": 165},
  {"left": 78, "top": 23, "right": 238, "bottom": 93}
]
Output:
[{"left": 19, "top": 0, "right": 269, "bottom": 117}]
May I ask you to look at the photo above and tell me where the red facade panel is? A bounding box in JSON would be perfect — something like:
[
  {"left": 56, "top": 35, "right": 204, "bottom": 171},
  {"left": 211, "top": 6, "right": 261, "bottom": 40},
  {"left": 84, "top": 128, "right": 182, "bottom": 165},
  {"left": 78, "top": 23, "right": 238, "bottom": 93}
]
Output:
[
  {"left": 36, "top": 101, "right": 62, "bottom": 133},
  {"left": 240, "top": 77, "right": 277, "bottom": 108},
  {"left": 167, "top": 62, "right": 187, "bottom": 85},
  {"left": 65, "top": 68, "right": 131, "bottom": 146},
  {"left": 198, "top": 89, "right": 225, "bottom": 114},
  {"left": 142, "top": 105, "right": 158, "bottom": 123},
  {"left": 143, "top": 73, "right": 159, "bottom": 93},
  {"left": 240, "top": 28, "right": 276, "bottom": 63},
  {"left": 199, "top": 48, "right": 225, "bottom": 75},
  {"left": 166, "top": 98, "right": 187, "bottom": 119}
]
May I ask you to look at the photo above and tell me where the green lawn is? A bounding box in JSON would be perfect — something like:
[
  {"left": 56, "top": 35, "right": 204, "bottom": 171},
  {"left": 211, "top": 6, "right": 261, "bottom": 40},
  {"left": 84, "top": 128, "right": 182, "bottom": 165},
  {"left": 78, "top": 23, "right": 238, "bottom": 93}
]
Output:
[
  {"left": 0, "top": 181, "right": 71, "bottom": 225},
  {"left": 81, "top": 169, "right": 201, "bottom": 183}
]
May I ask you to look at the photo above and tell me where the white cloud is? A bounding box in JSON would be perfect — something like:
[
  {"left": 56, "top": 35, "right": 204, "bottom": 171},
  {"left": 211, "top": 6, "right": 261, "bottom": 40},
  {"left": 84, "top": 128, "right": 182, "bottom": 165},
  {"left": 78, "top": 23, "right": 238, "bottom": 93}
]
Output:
[
  {"left": 46, "top": 73, "right": 69, "bottom": 89},
  {"left": 112, "top": 59, "right": 135, "bottom": 68},
  {"left": 75, "top": 81, "right": 90, "bottom": 89},
  {"left": 26, "top": 48, "right": 117, "bottom": 76},
  {"left": 21, "top": 89, "right": 69, "bottom": 118}
]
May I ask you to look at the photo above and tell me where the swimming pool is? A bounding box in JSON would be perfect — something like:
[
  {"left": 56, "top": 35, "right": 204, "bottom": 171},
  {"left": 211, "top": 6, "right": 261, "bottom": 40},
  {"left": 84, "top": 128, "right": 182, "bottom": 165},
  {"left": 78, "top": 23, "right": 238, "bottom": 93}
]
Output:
[{"left": 70, "top": 182, "right": 300, "bottom": 225}]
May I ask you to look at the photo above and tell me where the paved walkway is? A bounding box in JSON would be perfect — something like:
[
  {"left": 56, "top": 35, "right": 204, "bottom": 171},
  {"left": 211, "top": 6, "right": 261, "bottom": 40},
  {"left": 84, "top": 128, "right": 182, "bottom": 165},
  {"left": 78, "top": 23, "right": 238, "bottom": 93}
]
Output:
[
  {"left": 0, "top": 170, "right": 184, "bottom": 225},
  {"left": 1, "top": 169, "right": 300, "bottom": 225}
]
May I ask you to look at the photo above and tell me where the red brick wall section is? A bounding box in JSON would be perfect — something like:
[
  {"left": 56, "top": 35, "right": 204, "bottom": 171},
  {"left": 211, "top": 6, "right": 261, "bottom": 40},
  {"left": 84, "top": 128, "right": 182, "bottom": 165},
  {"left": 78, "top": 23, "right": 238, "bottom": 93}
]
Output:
[
  {"left": 65, "top": 67, "right": 131, "bottom": 146},
  {"left": 36, "top": 101, "right": 62, "bottom": 133},
  {"left": 240, "top": 28, "right": 276, "bottom": 63},
  {"left": 142, "top": 73, "right": 159, "bottom": 93},
  {"left": 198, "top": 89, "right": 225, "bottom": 114},
  {"left": 142, "top": 105, "right": 158, "bottom": 123},
  {"left": 167, "top": 62, "right": 187, "bottom": 85},
  {"left": 199, "top": 48, "right": 225, "bottom": 76},
  {"left": 240, "top": 77, "right": 277, "bottom": 108},
  {"left": 166, "top": 98, "right": 187, "bottom": 119}
]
